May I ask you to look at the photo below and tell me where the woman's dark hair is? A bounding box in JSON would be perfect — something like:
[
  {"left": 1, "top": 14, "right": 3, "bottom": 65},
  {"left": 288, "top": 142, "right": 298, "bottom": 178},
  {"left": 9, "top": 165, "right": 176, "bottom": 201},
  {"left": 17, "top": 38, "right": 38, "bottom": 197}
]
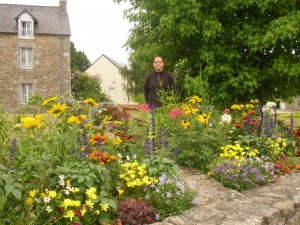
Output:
[{"left": 153, "top": 55, "right": 164, "bottom": 63}]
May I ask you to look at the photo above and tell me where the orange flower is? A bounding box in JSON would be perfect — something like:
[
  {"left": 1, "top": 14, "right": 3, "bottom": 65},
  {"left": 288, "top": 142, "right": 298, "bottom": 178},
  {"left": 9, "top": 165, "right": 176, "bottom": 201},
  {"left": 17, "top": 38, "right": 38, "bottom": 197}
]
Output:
[
  {"left": 90, "top": 133, "right": 107, "bottom": 145},
  {"left": 234, "top": 123, "right": 242, "bottom": 129},
  {"left": 294, "top": 164, "right": 300, "bottom": 170},
  {"left": 89, "top": 151, "right": 102, "bottom": 160}
]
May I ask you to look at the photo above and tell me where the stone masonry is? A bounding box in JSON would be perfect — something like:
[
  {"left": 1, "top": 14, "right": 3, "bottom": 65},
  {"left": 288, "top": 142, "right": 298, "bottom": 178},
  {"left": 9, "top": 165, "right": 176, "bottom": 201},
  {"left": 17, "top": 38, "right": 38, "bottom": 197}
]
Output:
[{"left": 0, "top": 33, "right": 71, "bottom": 112}]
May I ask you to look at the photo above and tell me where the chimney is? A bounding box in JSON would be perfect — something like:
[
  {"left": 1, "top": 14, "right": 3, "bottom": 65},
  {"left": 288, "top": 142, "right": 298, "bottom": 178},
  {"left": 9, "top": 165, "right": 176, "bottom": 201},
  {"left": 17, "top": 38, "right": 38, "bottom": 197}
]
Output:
[{"left": 59, "top": 0, "right": 67, "bottom": 14}]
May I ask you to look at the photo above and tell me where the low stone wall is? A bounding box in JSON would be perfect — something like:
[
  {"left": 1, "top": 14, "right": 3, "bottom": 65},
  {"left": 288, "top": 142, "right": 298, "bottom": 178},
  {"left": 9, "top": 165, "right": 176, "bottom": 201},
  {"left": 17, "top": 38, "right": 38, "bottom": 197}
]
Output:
[{"left": 152, "top": 168, "right": 300, "bottom": 225}]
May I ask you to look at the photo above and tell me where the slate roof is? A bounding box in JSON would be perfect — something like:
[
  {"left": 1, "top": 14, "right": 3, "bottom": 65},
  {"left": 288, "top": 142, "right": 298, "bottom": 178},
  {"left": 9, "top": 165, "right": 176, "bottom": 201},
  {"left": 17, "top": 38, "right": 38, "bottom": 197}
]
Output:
[{"left": 0, "top": 3, "right": 71, "bottom": 35}]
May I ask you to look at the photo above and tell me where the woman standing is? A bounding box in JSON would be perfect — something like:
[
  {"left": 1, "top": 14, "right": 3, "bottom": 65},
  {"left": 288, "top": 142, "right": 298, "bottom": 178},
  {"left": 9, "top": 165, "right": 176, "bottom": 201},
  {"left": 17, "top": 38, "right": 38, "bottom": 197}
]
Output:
[{"left": 144, "top": 56, "right": 176, "bottom": 108}]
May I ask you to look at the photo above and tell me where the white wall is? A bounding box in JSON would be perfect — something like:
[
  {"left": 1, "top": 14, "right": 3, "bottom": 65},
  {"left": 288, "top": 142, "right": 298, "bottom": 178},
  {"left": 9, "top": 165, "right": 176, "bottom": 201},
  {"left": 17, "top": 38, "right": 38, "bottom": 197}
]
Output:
[{"left": 85, "top": 55, "right": 135, "bottom": 105}]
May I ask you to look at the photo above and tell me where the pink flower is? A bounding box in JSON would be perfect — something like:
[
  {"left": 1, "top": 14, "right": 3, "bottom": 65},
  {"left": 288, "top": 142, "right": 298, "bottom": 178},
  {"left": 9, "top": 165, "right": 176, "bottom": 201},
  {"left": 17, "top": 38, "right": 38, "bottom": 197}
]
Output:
[
  {"left": 137, "top": 103, "right": 151, "bottom": 112},
  {"left": 170, "top": 108, "right": 181, "bottom": 119},
  {"left": 224, "top": 108, "right": 230, "bottom": 114}
]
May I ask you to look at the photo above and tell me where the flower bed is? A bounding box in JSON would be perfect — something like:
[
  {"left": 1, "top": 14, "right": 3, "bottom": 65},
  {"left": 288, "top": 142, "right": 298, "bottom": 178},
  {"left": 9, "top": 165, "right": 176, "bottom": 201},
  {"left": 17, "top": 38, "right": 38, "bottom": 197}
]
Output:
[{"left": 0, "top": 95, "right": 300, "bottom": 224}]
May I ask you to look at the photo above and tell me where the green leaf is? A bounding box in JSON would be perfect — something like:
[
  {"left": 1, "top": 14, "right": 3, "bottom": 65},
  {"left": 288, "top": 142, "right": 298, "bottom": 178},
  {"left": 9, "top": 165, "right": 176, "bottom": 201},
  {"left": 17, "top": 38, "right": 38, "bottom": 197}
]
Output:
[
  {"left": 4, "top": 185, "right": 13, "bottom": 194},
  {"left": 12, "top": 189, "right": 22, "bottom": 201},
  {"left": 77, "top": 175, "right": 84, "bottom": 183},
  {"left": 0, "top": 195, "right": 7, "bottom": 211},
  {"left": 0, "top": 164, "right": 7, "bottom": 170},
  {"left": 107, "top": 199, "right": 117, "bottom": 209}
]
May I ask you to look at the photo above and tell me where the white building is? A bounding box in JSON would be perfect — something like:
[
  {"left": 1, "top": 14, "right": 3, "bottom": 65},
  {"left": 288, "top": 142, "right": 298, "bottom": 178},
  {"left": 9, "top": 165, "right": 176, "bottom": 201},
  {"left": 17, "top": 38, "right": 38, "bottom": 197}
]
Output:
[{"left": 85, "top": 54, "right": 135, "bottom": 105}]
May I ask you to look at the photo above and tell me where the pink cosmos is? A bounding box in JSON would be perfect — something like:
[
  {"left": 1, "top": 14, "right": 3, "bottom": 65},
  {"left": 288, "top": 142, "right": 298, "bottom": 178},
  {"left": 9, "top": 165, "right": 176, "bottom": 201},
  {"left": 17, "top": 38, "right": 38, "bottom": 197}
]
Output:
[
  {"left": 137, "top": 103, "right": 151, "bottom": 112},
  {"left": 170, "top": 108, "right": 181, "bottom": 119}
]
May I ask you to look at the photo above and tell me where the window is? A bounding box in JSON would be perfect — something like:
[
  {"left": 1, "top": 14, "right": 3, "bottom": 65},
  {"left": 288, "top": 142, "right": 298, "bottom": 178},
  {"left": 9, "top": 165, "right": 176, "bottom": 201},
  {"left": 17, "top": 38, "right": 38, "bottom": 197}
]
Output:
[
  {"left": 20, "top": 48, "right": 33, "bottom": 68},
  {"left": 21, "top": 84, "right": 33, "bottom": 104},
  {"left": 18, "top": 20, "right": 33, "bottom": 38},
  {"left": 109, "top": 87, "right": 115, "bottom": 102}
]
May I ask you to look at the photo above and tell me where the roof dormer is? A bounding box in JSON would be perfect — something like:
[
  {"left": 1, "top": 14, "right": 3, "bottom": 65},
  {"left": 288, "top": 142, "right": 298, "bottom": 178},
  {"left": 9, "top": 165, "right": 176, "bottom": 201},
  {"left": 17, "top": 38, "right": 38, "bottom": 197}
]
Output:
[{"left": 15, "top": 9, "right": 38, "bottom": 38}]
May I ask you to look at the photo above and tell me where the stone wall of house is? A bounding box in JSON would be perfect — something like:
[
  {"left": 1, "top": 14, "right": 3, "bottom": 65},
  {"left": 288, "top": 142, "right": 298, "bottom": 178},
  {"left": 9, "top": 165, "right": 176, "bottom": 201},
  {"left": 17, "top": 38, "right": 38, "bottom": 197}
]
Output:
[
  {"left": 284, "top": 97, "right": 300, "bottom": 111},
  {"left": 0, "top": 33, "right": 71, "bottom": 112}
]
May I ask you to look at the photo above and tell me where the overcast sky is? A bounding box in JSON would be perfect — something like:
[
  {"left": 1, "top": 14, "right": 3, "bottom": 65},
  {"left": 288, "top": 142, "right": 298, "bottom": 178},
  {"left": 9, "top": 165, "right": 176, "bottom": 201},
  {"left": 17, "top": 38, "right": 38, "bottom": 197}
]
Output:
[{"left": 0, "top": 0, "right": 132, "bottom": 64}]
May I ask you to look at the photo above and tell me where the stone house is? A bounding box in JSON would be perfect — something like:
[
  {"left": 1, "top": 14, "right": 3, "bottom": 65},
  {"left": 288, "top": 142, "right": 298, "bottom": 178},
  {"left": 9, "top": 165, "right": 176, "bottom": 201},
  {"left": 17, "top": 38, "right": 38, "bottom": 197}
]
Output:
[
  {"left": 85, "top": 54, "right": 135, "bottom": 105},
  {"left": 0, "top": 0, "right": 71, "bottom": 112}
]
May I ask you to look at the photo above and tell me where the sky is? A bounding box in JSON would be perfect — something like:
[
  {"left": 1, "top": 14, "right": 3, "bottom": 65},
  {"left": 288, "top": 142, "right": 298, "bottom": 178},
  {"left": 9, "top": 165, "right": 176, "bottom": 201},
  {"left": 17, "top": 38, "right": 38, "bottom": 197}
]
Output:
[{"left": 0, "top": 0, "right": 132, "bottom": 65}]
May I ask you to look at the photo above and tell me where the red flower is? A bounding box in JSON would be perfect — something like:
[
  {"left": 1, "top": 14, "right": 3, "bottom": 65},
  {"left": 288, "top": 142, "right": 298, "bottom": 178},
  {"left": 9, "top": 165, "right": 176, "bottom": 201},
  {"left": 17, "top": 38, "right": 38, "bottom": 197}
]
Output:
[
  {"left": 224, "top": 108, "right": 230, "bottom": 114},
  {"left": 137, "top": 103, "right": 151, "bottom": 112},
  {"left": 169, "top": 108, "right": 181, "bottom": 119}
]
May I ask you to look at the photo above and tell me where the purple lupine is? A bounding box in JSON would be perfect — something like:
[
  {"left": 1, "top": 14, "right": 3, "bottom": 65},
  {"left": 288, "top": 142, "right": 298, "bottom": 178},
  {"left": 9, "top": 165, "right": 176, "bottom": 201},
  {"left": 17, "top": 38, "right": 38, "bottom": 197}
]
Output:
[
  {"left": 9, "top": 139, "right": 18, "bottom": 168},
  {"left": 145, "top": 138, "right": 151, "bottom": 158},
  {"left": 164, "top": 129, "right": 170, "bottom": 148},
  {"left": 173, "top": 147, "right": 179, "bottom": 156},
  {"left": 289, "top": 113, "right": 294, "bottom": 136}
]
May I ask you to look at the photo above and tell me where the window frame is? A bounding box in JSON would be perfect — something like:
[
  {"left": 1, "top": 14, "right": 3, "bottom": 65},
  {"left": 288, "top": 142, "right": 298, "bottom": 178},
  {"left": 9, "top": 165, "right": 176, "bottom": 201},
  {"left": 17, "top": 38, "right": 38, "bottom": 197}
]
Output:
[
  {"left": 20, "top": 48, "right": 34, "bottom": 69},
  {"left": 18, "top": 19, "right": 34, "bottom": 38},
  {"left": 21, "top": 83, "right": 33, "bottom": 105}
]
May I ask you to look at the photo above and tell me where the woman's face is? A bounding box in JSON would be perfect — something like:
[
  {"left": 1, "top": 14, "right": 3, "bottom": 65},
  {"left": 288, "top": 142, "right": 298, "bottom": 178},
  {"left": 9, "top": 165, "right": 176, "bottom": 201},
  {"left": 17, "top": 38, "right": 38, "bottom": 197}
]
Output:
[{"left": 153, "top": 57, "right": 164, "bottom": 72}]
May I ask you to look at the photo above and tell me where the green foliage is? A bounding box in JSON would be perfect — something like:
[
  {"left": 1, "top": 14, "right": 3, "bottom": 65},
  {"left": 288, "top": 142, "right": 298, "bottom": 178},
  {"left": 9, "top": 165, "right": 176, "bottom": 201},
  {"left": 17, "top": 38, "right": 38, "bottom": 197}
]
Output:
[
  {"left": 70, "top": 41, "right": 91, "bottom": 73},
  {"left": 71, "top": 72, "right": 108, "bottom": 102},
  {"left": 143, "top": 155, "right": 181, "bottom": 178},
  {"left": 114, "top": 0, "right": 300, "bottom": 107},
  {"left": 53, "top": 161, "right": 113, "bottom": 192}
]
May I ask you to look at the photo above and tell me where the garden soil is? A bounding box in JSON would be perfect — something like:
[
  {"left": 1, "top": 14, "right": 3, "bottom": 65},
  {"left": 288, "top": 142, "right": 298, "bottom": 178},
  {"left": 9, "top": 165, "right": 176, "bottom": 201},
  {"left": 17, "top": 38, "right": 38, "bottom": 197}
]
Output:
[{"left": 151, "top": 167, "right": 300, "bottom": 225}]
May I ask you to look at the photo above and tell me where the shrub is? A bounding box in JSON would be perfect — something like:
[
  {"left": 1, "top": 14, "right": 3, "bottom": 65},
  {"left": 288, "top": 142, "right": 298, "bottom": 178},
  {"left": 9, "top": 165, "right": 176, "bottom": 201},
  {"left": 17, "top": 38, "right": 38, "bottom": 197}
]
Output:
[{"left": 117, "top": 198, "right": 157, "bottom": 225}]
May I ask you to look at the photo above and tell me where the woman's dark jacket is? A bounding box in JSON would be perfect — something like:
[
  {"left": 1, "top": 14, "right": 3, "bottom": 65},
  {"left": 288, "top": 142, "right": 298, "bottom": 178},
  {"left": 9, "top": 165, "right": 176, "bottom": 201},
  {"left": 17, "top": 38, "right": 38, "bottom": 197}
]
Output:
[{"left": 144, "top": 70, "right": 176, "bottom": 108}]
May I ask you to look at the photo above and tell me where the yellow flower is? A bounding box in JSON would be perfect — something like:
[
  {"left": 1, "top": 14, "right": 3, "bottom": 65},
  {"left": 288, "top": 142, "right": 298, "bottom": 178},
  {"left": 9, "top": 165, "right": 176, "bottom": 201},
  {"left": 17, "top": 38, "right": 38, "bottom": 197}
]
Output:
[
  {"left": 60, "top": 199, "right": 73, "bottom": 209},
  {"left": 86, "top": 187, "right": 97, "bottom": 199},
  {"left": 118, "top": 189, "right": 124, "bottom": 195},
  {"left": 64, "top": 210, "right": 75, "bottom": 221},
  {"left": 42, "top": 96, "right": 58, "bottom": 106},
  {"left": 25, "top": 197, "right": 33, "bottom": 205},
  {"left": 114, "top": 120, "right": 122, "bottom": 125},
  {"left": 20, "top": 115, "right": 45, "bottom": 129},
  {"left": 250, "top": 99, "right": 259, "bottom": 104},
  {"left": 48, "top": 102, "right": 67, "bottom": 117},
  {"left": 70, "top": 187, "right": 79, "bottom": 193},
  {"left": 181, "top": 120, "right": 190, "bottom": 129},
  {"left": 84, "top": 98, "right": 98, "bottom": 106},
  {"left": 29, "top": 189, "right": 39, "bottom": 198},
  {"left": 85, "top": 200, "right": 94, "bottom": 208},
  {"left": 80, "top": 208, "right": 87, "bottom": 216},
  {"left": 197, "top": 113, "right": 210, "bottom": 124},
  {"left": 100, "top": 203, "right": 109, "bottom": 212},
  {"left": 67, "top": 116, "right": 78, "bottom": 123},
  {"left": 189, "top": 96, "right": 202, "bottom": 104},
  {"left": 103, "top": 116, "right": 112, "bottom": 123},
  {"left": 113, "top": 138, "right": 123, "bottom": 145},
  {"left": 48, "top": 190, "right": 57, "bottom": 198},
  {"left": 95, "top": 210, "right": 100, "bottom": 215}
]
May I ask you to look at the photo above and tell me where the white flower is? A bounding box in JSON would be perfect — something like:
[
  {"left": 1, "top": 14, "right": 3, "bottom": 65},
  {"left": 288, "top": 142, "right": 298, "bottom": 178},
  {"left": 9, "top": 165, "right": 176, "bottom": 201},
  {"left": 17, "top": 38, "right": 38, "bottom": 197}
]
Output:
[
  {"left": 43, "top": 196, "right": 51, "bottom": 203},
  {"left": 64, "top": 190, "right": 70, "bottom": 195},
  {"left": 46, "top": 206, "right": 53, "bottom": 213},
  {"left": 126, "top": 155, "right": 130, "bottom": 161},
  {"left": 221, "top": 113, "right": 232, "bottom": 124},
  {"left": 29, "top": 212, "right": 35, "bottom": 218}
]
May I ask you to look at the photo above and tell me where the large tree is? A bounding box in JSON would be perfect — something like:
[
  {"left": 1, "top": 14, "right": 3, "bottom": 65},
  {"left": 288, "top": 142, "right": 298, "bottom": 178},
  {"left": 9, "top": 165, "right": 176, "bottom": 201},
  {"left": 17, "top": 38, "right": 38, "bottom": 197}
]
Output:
[
  {"left": 70, "top": 41, "right": 91, "bottom": 73},
  {"left": 115, "top": 0, "right": 300, "bottom": 107}
]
